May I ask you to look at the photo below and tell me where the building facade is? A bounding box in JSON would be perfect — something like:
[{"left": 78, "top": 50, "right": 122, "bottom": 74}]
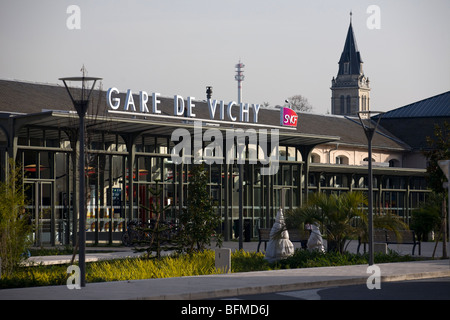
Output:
[
  {"left": 0, "top": 19, "right": 443, "bottom": 247},
  {"left": 0, "top": 79, "right": 435, "bottom": 246}
]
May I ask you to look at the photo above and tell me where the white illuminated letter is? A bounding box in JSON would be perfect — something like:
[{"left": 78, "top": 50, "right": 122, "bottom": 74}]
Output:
[
  {"left": 107, "top": 87, "right": 120, "bottom": 110},
  {"left": 124, "top": 89, "right": 136, "bottom": 111},
  {"left": 139, "top": 91, "right": 149, "bottom": 113},
  {"left": 240, "top": 103, "right": 250, "bottom": 122},
  {"left": 252, "top": 104, "right": 261, "bottom": 123},
  {"left": 152, "top": 92, "right": 161, "bottom": 114},
  {"left": 174, "top": 95, "right": 184, "bottom": 116},
  {"left": 208, "top": 99, "right": 218, "bottom": 119},
  {"left": 227, "top": 101, "right": 237, "bottom": 121},
  {"left": 219, "top": 101, "right": 225, "bottom": 120},
  {"left": 187, "top": 96, "right": 196, "bottom": 117}
]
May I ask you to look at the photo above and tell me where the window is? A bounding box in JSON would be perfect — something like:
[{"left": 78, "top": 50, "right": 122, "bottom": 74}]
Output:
[
  {"left": 389, "top": 159, "right": 400, "bottom": 167},
  {"left": 361, "top": 96, "right": 368, "bottom": 111},
  {"left": 346, "top": 96, "right": 351, "bottom": 114},
  {"left": 340, "top": 96, "right": 345, "bottom": 114},
  {"left": 344, "top": 62, "right": 349, "bottom": 74},
  {"left": 310, "top": 153, "right": 320, "bottom": 163},
  {"left": 335, "top": 156, "right": 349, "bottom": 165}
]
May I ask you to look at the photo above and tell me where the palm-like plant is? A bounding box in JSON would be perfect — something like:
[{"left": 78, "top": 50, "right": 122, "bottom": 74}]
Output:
[
  {"left": 286, "top": 191, "right": 412, "bottom": 253},
  {"left": 285, "top": 192, "right": 368, "bottom": 253},
  {"left": 330, "top": 192, "right": 368, "bottom": 252}
]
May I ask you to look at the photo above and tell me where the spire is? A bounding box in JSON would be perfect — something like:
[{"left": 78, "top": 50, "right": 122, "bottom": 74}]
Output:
[
  {"left": 337, "top": 15, "right": 363, "bottom": 76},
  {"left": 331, "top": 14, "right": 370, "bottom": 116}
]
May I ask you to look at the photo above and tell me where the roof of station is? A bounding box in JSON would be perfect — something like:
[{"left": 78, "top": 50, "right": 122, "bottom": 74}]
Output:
[
  {"left": 0, "top": 79, "right": 410, "bottom": 151},
  {"left": 374, "top": 91, "right": 450, "bottom": 119}
]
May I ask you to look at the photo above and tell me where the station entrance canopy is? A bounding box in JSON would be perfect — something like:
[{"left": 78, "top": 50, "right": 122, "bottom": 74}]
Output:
[{"left": 3, "top": 109, "right": 340, "bottom": 153}]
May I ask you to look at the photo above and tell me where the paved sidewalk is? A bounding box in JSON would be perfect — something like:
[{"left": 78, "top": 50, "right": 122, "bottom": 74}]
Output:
[
  {"left": 0, "top": 240, "right": 448, "bottom": 300},
  {"left": 21, "top": 238, "right": 449, "bottom": 266},
  {"left": 23, "top": 248, "right": 143, "bottom": 266},
  {"left": 0, "top": 259, "right": 448, "bottom": 300}
]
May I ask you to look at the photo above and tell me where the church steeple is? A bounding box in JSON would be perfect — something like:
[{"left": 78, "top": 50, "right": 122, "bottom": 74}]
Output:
[
  {"left": 331, "top": 14, "right": 370, "bottom": 116},
  {"left": 338, "top": 18, "right": 363, "bottom": 76}
]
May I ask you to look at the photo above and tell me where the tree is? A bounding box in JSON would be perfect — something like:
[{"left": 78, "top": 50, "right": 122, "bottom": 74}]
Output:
[
  {"left": 135, "top": 180, "right": 175, "bottom": 259},
  {"left": 423, "top": 121, "right": 449, "bottom": 258},
  {"left": 177, "top": 163, "right": 222, "bottom": 253},
  {"left": 286, "top": 95, "right": 313, "bottom": 112},
  {"left": 424, "top": 121, "right": 450, "bottom": 194},
  {"left": 410, "top": 193, "right": 442, "bottom": 242},
  {"left": 0, "top": 161, "right": 32, "bottom": 277}
]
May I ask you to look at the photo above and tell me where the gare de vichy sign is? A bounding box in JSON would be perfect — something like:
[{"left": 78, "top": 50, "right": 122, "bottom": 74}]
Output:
[
  {"left": 106, "top": 87, "right": 299, "bottom": 175},
  {"left": 106, "top": 87, "right": 298, "bottom": 128}
]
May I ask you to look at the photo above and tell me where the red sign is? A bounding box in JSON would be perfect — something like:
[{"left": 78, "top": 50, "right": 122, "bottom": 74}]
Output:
[{"left": 280, "top": 107, "right": 298, "bottom": 127}]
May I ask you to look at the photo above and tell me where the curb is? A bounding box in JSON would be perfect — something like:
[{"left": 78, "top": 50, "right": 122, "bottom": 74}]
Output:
[
  {"left": 139, "top": 266, "right": 450, "bottom": 300},
  {"left": 2, "top": 258, "right": 448, "bottom": 300}
]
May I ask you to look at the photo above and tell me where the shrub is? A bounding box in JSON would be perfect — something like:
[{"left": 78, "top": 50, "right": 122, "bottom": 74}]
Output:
[
  {"left": 0, "top": 161, "right": 32, "bottom": 278},
  {"left": 0, "top": 249, "right": 422, "bottom": 289},
  {"left": 88, "top": 251, "right": 220, "bottom": 282},
  {"left": 177, "top": 164, "right": 223, "bottom": 253},
  {"left": 230, "top": 250, "right": 268, "bottom": 272},
  {"left": 410, "top": 193, "right": 442, "bottom": 241}
]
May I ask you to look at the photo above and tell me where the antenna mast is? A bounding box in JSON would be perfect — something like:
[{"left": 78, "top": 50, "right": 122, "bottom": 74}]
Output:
[{"left": 235, "top": 61, "right": 245, "bottom": 104}]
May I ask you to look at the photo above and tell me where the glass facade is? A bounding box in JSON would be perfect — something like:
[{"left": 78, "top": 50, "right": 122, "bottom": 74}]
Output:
[{"left": 0, "top": 113, "right": 431, "bottom": 246}]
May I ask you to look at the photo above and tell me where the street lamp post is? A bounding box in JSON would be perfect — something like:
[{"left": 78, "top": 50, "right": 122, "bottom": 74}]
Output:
[
  {"left": 60, "top": 76, "right": 101, "bottom": 287},
  {"left": 358, "top": 111, "right": 384, "bottom": 266}
]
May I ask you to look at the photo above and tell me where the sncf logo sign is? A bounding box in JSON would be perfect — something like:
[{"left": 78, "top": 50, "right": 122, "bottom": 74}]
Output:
[{"left": 280, "top": 107, "right": 298, "bottom": 127}]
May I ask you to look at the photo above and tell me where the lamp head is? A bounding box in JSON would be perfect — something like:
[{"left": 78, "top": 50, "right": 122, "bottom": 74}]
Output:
[
  {"left": 59, "top": 76, "right": 102, "bottom": 116},
  {"left": 206, "top": 86, "right": 213, "bottom": 99},
  {"left": 357, "top": 110, "right": 385, "bottom": 134},
  {"left": 438, "top": 160, "right": 450, "bottom": 181},
  {"left": 59, "top": 76, "right": 102, "bottom": 104}
]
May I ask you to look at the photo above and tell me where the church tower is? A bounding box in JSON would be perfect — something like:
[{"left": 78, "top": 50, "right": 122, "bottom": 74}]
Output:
[{"left": 331, "top": 14, "right": 370, "bottom": 116}]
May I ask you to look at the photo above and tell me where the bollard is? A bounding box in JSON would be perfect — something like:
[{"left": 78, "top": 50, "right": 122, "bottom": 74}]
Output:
[{"left": 215, "top": 248, "right": 231, "bottom": 273}]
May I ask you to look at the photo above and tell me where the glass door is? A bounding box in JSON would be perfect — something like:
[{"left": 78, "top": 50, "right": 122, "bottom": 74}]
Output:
[{"left": 25, "top": 181, "right": 54, "bottom": 246}]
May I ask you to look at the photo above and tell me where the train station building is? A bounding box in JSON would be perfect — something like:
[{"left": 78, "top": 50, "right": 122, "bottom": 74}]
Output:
[
  {"left": 1, "top": 78, "right": 446, "bottom": 246},
  {"left": 0, "top": 20, "right": 447, "bottom": 246}
]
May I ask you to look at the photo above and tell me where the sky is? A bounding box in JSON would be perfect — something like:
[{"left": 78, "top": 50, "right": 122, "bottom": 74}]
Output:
[{"left": 1, "top": 0, "right": 449, "bottom": 115}]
